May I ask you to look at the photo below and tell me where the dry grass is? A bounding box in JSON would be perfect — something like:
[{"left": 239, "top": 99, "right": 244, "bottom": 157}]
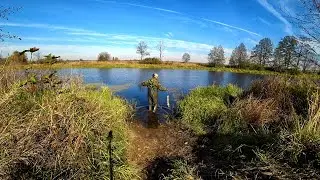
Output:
[
  {"left": 0, "top": 65, "right": 139, "bottom": 179},
  {"left": 295, "top": 90, "right": 320, "bottom": 145},
  {"left": 233, "top": 96, "right": 280, "bottom": 126}
]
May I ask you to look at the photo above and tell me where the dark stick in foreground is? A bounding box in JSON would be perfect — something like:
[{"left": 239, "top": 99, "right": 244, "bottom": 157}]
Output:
[{"left": 108, "top": 130, "right": 114, "bottom": 180}]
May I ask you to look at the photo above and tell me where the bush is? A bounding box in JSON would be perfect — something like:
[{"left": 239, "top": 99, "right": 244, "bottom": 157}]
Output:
[
  {"left": 286, "top": 68, "right": 301, "bottom": 75},
  {"left": 0, "top": 70, "right": 138, "bottom": 179},
  {"left": 139, "top": 57, "right": 162, "bottom": 64},
  {"left": 246, "top": 77, "right": 317, "bottom": 118},
  {"left": 218, "top": 96, "right": 279, "bottom": 134},
  {"left": 36, "top": 54, "right": 60, "bottom": 64},
  {"left": 178, "top": 84, "right": 242, "bottom": 134},
  {"left": 98, "top": 52, "right": 111, "bottom": 61},
  {"left": 7, "top": 51, "right": 28, "bottom": 64}
]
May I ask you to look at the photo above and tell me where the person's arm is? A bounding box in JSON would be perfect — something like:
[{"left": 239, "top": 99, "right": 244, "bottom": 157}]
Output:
[
  {"left": 157, "top": 83, "right": 167, "bottom": 91},
  {"left": 141, "top": 79, "right": 151, "bottom": 86}
]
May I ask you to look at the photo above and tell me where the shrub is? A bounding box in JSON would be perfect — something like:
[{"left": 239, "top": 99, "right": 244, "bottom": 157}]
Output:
[
  {"left": 139, "top": 57, "right": 162, "bottom": 64},
  {"left": 246, "top": 77, "right": 317, "bottom": 118},
  {"left": 7, "top": 51, "right": 28, "bottom": 64},
  {"left": 247, "top": 63, "right": 265, "bottom": 70},
  {"left": 218, "top": 96, "right": 279, "bottom": 134},
  {"left": 178, "top": 84, "right": 242, "bottom": 134},
  {"left": 286, "top": 68, "right": 301, "bottom": 75},
  {"left": 97, "top": 52, "right": 111, "bottom": 61}
]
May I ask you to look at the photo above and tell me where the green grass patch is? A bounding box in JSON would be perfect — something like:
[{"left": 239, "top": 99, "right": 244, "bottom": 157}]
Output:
[{"left": 178, "top": 84, "right": 242, "bottom": 134}]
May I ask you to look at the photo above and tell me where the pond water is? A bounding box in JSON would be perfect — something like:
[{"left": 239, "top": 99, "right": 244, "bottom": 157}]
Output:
[
  {"left": 58, "top": 68, "right": 265, "bottom": 107},
  {"left": 58, "top": 68, "right": 265, "bottom": 126}
]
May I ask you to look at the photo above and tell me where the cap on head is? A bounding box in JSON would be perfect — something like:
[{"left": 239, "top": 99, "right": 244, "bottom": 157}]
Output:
[{"left": 153, "top": 73, "right": 159, "bottom": 78}]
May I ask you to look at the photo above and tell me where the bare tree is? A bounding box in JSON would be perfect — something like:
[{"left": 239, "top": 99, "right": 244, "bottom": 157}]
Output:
[
  {"left": 208, "top": 46, "right": 225, "bottom": 66},
  {"left": 285, "top": 0, "right": 320, "bottom": 44},
  {"left": 136, "top": 41, "right": 150, "bottom": 60},
  {"left": 156, "top": 41, "right": 165, "bottom": 61},
  {"left": 251, "top": 38, "right": 273, "bottom": 66},
  {"left": 0, "top": 6, "right": 21, "bottom": 41},
  {"left": 295, "top": 43, "right": 318, "bottom": 71},
  {"left": 283, "top": 1, "right": 320, "bottom": 70},
  {"left": 274, "top": 36, "right": 298, "bottom": 70},
  {"left": 182, "top": 53, "right": 191, "bottom": 63}
]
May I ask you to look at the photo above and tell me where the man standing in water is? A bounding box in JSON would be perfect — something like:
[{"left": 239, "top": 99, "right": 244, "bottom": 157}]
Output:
[{"left": 140, "top": 73, "right": 167, "bottom": 113}]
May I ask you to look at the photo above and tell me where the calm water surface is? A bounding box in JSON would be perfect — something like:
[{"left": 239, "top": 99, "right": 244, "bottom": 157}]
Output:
[{"left": 58, "top": 68, "right": 266, "bottom": 107}]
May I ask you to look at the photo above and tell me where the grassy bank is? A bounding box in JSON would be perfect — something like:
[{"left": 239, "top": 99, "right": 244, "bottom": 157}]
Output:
[
  {"left": 0, "top": 67, "right": 139, "bottom": 179},
  {"left": 10, "top": 60, "right": 320, "bottom": 78},
  {"left": 177, "top": 77, "right": 320, "bottom": 179}
]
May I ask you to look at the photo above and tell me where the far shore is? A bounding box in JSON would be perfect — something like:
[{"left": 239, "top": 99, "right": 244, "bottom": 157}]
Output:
[{"left": 9, "top": 60, "right": 320, "bottom": 78}]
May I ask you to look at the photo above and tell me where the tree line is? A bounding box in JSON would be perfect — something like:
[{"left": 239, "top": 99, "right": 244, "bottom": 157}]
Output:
[
  {"left": 227, "top": 36, "right": 318, "bottom": 72},
  {"left": 130, "top": 36, "right": 319, "bottom": 73}
]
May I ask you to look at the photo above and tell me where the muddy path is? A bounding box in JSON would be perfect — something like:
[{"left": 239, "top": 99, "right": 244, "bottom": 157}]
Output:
[{"left": 127, "top": 119, "right": 196, "bottom": 179}]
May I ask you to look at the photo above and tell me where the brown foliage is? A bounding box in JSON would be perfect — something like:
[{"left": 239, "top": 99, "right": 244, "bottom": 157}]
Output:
[
  {"left": 233, "top": 96, "right": 280, "bottom": 126},
  {"left": 244, "top": 77, "right": 318, "bottom": 119},
  {"left": 8, "top": 51, "right": 28, "bottom": 64}
]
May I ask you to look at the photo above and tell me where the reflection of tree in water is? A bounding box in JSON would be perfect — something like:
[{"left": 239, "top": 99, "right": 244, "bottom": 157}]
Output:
[
  {"left": 223, "top": 73, "right": 265, "bottom": 89},
  {"left": 97, "top": 68, "right": 112, "bottom": 84},
  {"left": 182, "top": 70, "right": 190, "bottom": 86},
  {"left": 208, "top": 71, "right": 225, "bottom": 86}
]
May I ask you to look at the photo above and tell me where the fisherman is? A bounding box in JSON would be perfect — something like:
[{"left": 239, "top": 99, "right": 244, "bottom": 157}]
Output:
[{"left": 140, "top": 73, "right": 167, "bottom": 113}]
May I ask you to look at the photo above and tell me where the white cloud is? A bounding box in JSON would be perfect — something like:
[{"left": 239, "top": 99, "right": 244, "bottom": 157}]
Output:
[
  {"left": 1, "top": 43, "right": 215, "bottom": 61},
  {"left": 94, "top": 0, "right": 263, "bottom": 37},
  {"left": 0, "top": 22, "right": 92, "bottom": 33},
  {"left": 165, "top": 32, "right": 174, "bottom": 38},
  {"left": 66, "top": 31, "right": 219, "bottom": 52},
  {"left": 202, "top": 18, "right": 262, "bottom": 37},
  {"left": 256, "top": 0, "right": 293, "bottom": 34},
  {"left": 1, "top": 22, "right": 237, "bottom": 61},
  {"left": 257, "top": 17, "right": 271, "bottom": 26},
  {"left": 171, "top": 16, "right": 208, "bottom": 28},
  {"left": 94, "top": 0, "right": 182, "bottom": 14}
]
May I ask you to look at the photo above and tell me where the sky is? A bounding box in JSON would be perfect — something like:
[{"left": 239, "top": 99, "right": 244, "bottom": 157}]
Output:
[{"left": 0, "top": 0, "right": 303, "bottom": 62}]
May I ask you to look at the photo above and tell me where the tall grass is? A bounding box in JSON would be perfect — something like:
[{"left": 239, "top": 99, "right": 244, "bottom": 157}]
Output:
[
  {"left": 295, "top": 90, "right": 320, "bottom": 144},
  {"left": 0, "top": 67, "right": 139, "bottom": 179},
  {"left": 178, "top": 84, "right": 242, "bottom": 134},
  {"left": 178, "top": 76, "right": 320, "bottom": 178}
]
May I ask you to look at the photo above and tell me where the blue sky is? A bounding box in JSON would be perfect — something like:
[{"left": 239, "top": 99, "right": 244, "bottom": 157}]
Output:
[{"left": 1, "top": 0, "right": 300, "bottom": 62}]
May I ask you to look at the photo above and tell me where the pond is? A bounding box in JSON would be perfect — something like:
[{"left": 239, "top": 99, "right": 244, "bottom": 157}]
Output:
[
  {"left": 58, "top": 68, "right": 265, "bottom": 126},
  {"left": 58, "top": 68, "right": 266, "bottom": 106}
]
